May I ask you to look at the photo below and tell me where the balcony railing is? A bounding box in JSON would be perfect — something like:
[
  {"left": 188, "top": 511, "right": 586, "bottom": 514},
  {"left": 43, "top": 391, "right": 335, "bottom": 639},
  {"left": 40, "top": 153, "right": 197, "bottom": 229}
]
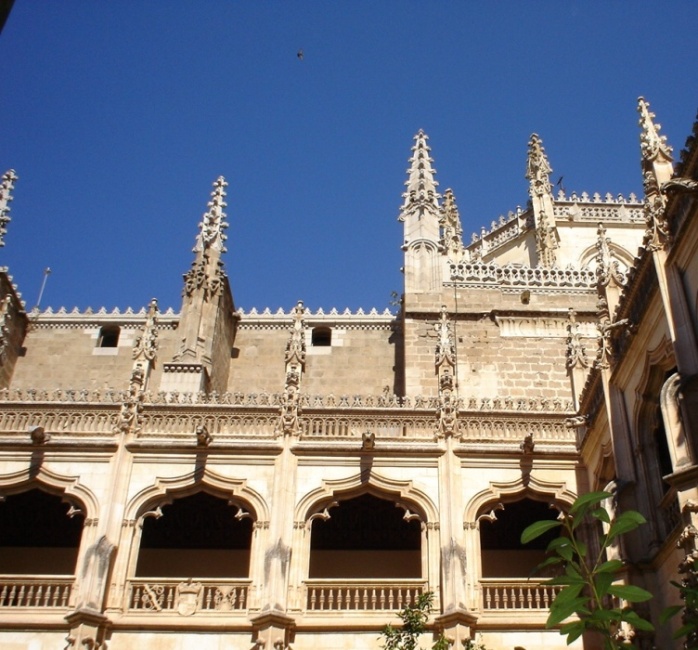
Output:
[
  {"left": 0, "top": 576, "right": 74, "bottom": 608},
  {"left": 480, "top": 579, "right": 561, "bottom": 610},
  {"left": 305, "top": 580, "right": 427, "bottom": 612},
  {"left": 127, "top": 578, "right": 251, "bottom": 614}
]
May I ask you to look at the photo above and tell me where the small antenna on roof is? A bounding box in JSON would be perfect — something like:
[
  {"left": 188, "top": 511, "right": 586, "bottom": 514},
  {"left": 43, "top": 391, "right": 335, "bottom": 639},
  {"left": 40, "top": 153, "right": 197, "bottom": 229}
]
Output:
[{"left": 32, "top": 267, "right": 51, "bottom": 315}]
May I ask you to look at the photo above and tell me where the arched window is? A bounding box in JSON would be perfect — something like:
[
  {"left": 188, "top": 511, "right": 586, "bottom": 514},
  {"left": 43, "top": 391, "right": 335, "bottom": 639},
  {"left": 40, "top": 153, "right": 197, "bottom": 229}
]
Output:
[
  {"left": 479, "top": 499, "right": 559, "bottom": 578},
  {"left": 309, "top": 493, "right": 421, "bottom": 579},
  {"left": 136, "top": 491, "right": 253, "bottom": 578},
  {"left": 0, "top": 488, "right": 84, "bottom": 575}
]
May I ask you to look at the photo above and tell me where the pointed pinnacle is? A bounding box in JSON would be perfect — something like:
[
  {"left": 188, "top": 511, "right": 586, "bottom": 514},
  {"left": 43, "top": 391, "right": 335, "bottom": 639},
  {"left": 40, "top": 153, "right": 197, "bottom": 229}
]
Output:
[
  {"left": 638, "top": 97, "right": 673, "bottom": 164},
  {"left": 195, "top": 176, "right": 229, "bottom": 253},
  {"left": 399, "top": 130, "right": 441, "bottom": 220}
]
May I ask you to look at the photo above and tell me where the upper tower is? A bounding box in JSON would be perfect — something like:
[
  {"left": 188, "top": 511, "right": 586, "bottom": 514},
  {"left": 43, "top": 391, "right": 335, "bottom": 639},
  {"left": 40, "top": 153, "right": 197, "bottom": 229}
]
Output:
[
  {"left": 160, "top": 177, "right": 238, "bottom": 394},
  {"left": 399, "top": 130, "right": 443, "bottom": 296}
]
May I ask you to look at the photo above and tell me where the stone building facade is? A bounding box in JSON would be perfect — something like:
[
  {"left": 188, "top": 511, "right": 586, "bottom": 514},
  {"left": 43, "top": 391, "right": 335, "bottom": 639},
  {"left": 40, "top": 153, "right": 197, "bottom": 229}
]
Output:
[{"left": 0, "top": 98, "right": 696, "bottom": 650}]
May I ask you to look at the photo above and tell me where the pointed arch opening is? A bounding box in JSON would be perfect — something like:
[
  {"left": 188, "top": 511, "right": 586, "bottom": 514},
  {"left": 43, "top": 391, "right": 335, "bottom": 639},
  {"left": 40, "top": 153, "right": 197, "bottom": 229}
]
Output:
[
  {"left": 309, "top": 492, "right": 421, "bottom": 579},
  {"left": 136, "top": 491, "right": 253, "bottom": 579},
  {"left": 0, "top": 488, "right": 85, "bottom": 575},
  {"left": 479, "top": 498, "right": 559, "bottom": 578}
]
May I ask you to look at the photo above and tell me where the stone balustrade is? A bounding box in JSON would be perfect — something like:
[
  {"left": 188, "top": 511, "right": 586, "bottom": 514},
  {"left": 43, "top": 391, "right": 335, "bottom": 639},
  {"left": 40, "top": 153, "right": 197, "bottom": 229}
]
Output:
[
  {"left": 304, "top": 580, "right": 426, "bottom": 612},
  {"left": 0, "top": 576, "right": 74, "bottom": 608},
  {"left": 480, "top": 579, "right": 561, "bottom": 610}
]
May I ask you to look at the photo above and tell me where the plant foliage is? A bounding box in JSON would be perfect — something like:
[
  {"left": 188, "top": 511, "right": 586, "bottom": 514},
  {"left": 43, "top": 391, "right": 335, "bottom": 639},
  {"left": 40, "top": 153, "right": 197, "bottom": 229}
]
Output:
[
  {"left": 521, "top": 491, "right": 654, "bottom": 649},
  {"left": 380, "top": 591, "right": 450, "bottom": 650}
]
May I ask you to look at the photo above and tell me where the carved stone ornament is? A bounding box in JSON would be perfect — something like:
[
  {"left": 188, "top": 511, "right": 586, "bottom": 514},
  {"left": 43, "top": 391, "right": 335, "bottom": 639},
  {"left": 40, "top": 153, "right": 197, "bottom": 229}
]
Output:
[
  {"left": 398, "top": 129, "right": 441, "bottom": 223},
  {"left": 565, "top": 309, "right": 590, "bottom": 370},
  {"left": 0, "top": 294, "right": 11, "bottom": 359},
  {"left": 284, "top": 301, "right": 307, "bottom": 366},
  {"left": 643, "top": 178, "right": 671, "bottom": 252},
  {"left": 439, "top": 188, "right": 465, "bottom": 257},
  {"left": 595, "top": 223, "right": 626, "bottom": 287},
  {"left": 437, "top": 367, "right": 458, "bottom": 437},
  {"left": 195, "top": 176, "right": 229, "bottom": 253},
  {"left": 115, "top": 364, "right": 145, "bottom": 434},
  {"left": 638, "top": 97, "right": 673, "bottom": 164},
  {"left": 132, "top": 298, "right": 159, "bottom": 362},
  {"left": 176, "top": 580, "right": 202, "bottom": 616},
  {"left": 183, "top": 258, "right": 208, "bottom": 296},
  {"left": 526, "top": 134, "right": 553, "bottom": 197},
  {"left": 594, "top": 298, "right": 632, "bottom": 371},
  {"left": 662, "top": 177, "right": 698, "bottom": 195},
  {"left": 435, "top": 305, "right": 456, "bottom": 370},
  {"left": 0, "top": 169, "right": 18, "bottom": 247}
]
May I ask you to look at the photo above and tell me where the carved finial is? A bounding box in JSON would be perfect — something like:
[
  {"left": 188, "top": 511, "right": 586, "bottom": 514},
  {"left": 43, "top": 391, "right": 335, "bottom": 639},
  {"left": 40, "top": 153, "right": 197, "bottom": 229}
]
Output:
[
  {"left": 194, "top": 176, "right": 229, "bottom": 253},
  {"left": 132, "top": 298, "right": 159, "bottom": 362},
  {"left": 0, "top": 170, "right": 18, "bottom": 247},
  {"left": 638, "top": 97, "right": 673, "bottom": 165},
  {"left": 361, "top": 431, "right": 375, "bottom": 450},
  {"left": 638, "top": 98, "right": 674, "bottom": 252},
  {"left": 526, "top": 134, "right": 553, "bottom": 197},
  {"left": 595, "top": 223, "right": 626, "bottom": 288},
  {"left": 196, "top": 424, "right": 212, "bottom": 446},
  {"left": 439, "top": 189, "right": 464, "bottom": 256},
  {"left": 526, "top": 134, "right": 558, "bottom": 267},
  {"left": 398, "top": 129, "right": 441, "bottom": 222},
  {"left": 520, "top": 433, "right": 535, "bottom": 455}
]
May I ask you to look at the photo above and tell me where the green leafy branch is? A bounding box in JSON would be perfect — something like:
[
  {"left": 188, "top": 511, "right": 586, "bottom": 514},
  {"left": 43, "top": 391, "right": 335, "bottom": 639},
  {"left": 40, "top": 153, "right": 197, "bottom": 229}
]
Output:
[
  {"left": 380, "top": 591, "right": 450, "bottom": 650},
  {"left": 521, "top": 491, "right": 653, "bottom": 649}
]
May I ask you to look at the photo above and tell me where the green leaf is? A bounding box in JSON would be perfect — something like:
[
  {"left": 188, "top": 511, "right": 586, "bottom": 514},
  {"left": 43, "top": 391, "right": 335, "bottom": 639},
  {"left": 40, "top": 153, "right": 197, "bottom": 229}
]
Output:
[
  {"left": 607, "top": 584, "right": 653, "bottom": 602},
  {"left": 660, "top": 604, "right": 682, "bottom": 624},
  {"left": 547, "top": 536, "right": 572, "bottom": 552},
  {"left": 621, "top": 609, "right": 654, "bottom": 631},
  {"left": 553, "top": 583, "right": 584, "bottom": 605},
  {"left": 521, "top": 519, "right": 562, "bottom": 544},
  {"left": 608, "top": 511, "right": 646, "bottom": 539},
  {"left": 547, "top": 597, "right": 589, "bottom": 627},
  {"left": 569, "top": 491, "right": 612, "bottom": 516},
  {"left": 597, "top": 559, "right": 624, "bottom": 573},
  {"left": 591, "top": 507, "right": 611, "bottom": 524},
  {"left": 547, "top": 574, "right": 585, "bottom": 586},
  {"left": 594, "top": 571, "right": 614, "bottom": 597},
  {"left": 530, "top": 555, "right": 563, "bottom": 575},
  {"left": 557, "top": 543, "right": 574, "bottom": 561},
  {"left": 559, "top": 620, "right": 586, "bottom": 644}
]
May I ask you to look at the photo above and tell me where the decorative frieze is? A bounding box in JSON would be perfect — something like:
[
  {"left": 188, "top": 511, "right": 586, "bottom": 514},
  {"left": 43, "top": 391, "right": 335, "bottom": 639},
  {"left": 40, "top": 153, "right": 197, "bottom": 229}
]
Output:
[{"left": 447, "top": 261, "right": 596, "bottom": 290}]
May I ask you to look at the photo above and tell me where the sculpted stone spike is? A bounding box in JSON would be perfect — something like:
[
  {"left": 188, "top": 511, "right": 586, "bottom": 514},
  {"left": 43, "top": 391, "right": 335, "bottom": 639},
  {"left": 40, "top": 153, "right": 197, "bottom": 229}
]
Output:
[
  {"left": 595, "top": 223, "right": 626, "bottom": 288},
  {"left": 439, "top": 189, "right": 464, "bottom": 257},
  {"left": 194, "top": 176, "right": 229, "bottom": 253},
  {"left": 526, "top": 134, "right": 558, "bottom": 267},
  {"left": 115, "top": 364, "right": 145, "bottom": 434},
  {"left": 638, "top": 98, "right": 674, "bottom": 251},
  {"left": 594, "top": 298, "right": 632, "bottom": 371},
  {"left": 278, "top": 301, "right": 307, "bottom": 436},
  {"left": 526, "top": 134, "right": 553, "bottom": 197},
  {"left": 132, "top": 298, "right": 159, "bottom": 362},
  {"left": 0, "top": 169, "right": 18, "bottom": 247},
  {"left": 638, "top": 97, "right": 673, "bottom": 164},
  {"left": 398, "top": 129, "right": 441, "bottom": 222}
]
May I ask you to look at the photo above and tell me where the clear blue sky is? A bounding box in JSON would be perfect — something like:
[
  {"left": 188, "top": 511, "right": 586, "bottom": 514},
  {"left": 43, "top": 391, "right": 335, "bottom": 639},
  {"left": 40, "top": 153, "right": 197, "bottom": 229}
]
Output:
[{"left": 1, "top": 2, "right": 696, "bottom": 313}]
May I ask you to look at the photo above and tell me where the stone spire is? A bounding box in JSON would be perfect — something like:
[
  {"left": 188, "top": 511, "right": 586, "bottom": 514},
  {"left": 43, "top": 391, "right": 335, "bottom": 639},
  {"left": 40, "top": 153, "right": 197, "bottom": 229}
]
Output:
[
  {"left": 194, "top": 176, "right": 229, "bottom": 254},
  {"left": 161, "top": 177, "right": 237, "bottom": 395},
  {"left": 638, "top": 97, "right": 674, "bottom": 251},
  {"left": 0, "top": 170, "right": 18, "bottom": 247},
  {"left": 439, "top": 188, "right": 464, "bottom": 258},
  {"left": 526, "top": 134, "right": 558, "bottom": 267},
  {"left": 400, "top": 130, "right": 443, "bottom": 294}
]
